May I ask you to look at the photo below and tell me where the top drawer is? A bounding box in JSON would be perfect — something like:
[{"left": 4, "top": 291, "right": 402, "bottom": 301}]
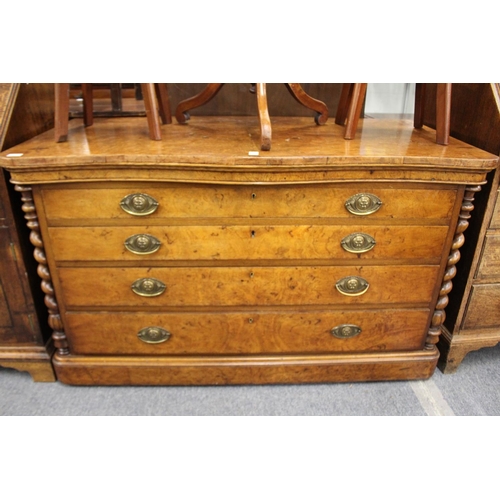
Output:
[{"left": 40, "top": 184, "right": 457, "bottom": 222}]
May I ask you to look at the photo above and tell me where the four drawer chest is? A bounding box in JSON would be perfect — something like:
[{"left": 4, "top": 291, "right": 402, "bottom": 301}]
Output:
[{"left": 0, "top": 116, "right": 497, "bottom": 385}]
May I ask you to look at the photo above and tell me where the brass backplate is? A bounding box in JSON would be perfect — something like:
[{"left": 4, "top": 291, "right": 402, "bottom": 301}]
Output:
[
  {"left": 120, "top": 193, "right": 159, "bottom": 216},
  {"left": 137, "top": 326, "right": 171, "bottom": 344},
  {"left": 345, "top": 193, "right": 382, "bottom": 216},
  {"left": 124, "top": 234, "right": 161, "bottom": 255},
  {"left": 341, "top": 232, "right": 376, "bottom": 254},
  {"left": 331, "top": 324, "right": 362, "bottom": 339},
  {"left": 335, "top": 276, "right": 369, "bottom": 296},
  {"left": 131, "top": 278, "right": 166, "bottom": 297}
]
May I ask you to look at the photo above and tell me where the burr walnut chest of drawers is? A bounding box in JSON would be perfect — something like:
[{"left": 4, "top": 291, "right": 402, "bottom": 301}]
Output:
[{"left": 1, "top": 116, "right": 497, "bottom": 385}]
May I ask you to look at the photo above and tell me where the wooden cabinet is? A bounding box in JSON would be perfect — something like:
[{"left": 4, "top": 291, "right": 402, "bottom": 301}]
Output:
[
  {"left": 0, "top": 84, "right": 56, "bottom": 381},
  {"left": 420, "top": 83, "right": 500, "bottom": 372},
  {"left": 0, "top": 115, "right": 496, "bottom": 385}
]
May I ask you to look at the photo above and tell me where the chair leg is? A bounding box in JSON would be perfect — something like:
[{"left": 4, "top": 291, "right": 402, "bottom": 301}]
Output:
[
  {"left": 335, "top": 83, "right": 354, "bottom": 125},
  {"left": 54, "top": 83, "right": 70, "bottom": 142},
  {"left": 175, "top": 83, "right": 225, "bottom": 124},
  {"left": 110, "top": 84, "right": 123, "bottom": 112},
  {"left": 256, "top": 83, "right": 271, "bottom": 151},
  {"left": 285, "top": 83, "right": 328, "bottom": 124},
  {"left": 414, "top": 83, "right": 426, "bottom": 129},
  {"left": 141, "top": 83, "right": 162, "bottom": 140},
  {"left": 436, "top": 83, "right": 452, "bottom": 145},
  {"left": 344, "top": 83, "right": 367, "bottom": 140},
  {"left": 81, "top": 84, "right": 93, "bottom": 127},
  {"left": 154, "top": 83, "right": 172, "bottom": 124}
]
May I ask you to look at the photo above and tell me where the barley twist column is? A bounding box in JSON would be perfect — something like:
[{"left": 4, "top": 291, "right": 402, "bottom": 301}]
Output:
[
  {"left": 15, "top": 185, "right": 69, "bottom": 355},
  {"left": 425, "top": 185, "right": 481, "bottom": 349}
]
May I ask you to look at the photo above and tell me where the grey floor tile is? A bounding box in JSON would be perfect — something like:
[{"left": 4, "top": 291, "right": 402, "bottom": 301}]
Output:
[{"left": 432, "top": 343, "right": 500, "bottom": 416}]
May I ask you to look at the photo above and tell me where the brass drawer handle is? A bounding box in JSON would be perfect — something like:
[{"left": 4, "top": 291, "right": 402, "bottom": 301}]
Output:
[
  {"left": 335, "top": 276, "right": 369, "bottom": 296},
  {"left": 331, "top": 324, "right": 362, "bottom": 339},
  {"left": 341, "top": 232, "right": 376, "bottom": 254},
  {"left": 131, "top": 278, "right": 166, "bottom": 297},
  {"left": 138, "top": 326, "right": 171, "bottom": 344},
  {"left": 125, "top": 234, "right": 161, "bottom": 255},
  {"left": 120, "top": 193, "right": 159, "bottom": 216},
  {"left": 345, "top": 193, "right": 382, "bottom": 216}
]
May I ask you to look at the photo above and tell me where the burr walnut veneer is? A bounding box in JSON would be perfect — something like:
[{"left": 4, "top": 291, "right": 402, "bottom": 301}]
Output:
[{"left": 0, "top": 116, "right": 497, "bottom": 385}]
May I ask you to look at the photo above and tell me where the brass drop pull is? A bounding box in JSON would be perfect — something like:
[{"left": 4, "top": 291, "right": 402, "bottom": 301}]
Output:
[
  {"left": 138, "top": 326, "right": 171, "bottom": 344},
  {"left": 120, "top": 193, "right": 159, "bottom": 216},
  {"left": 331, "top": 324, "right": 362, "bottom": 339},
  {"left": 335, "top": 276, "right": 369, "bottom": 296},
  {"left": 131, "top": 278, "right": 166, "bottom": 297},
  {"left": 341, "top": 232, "right": 376, "bottom": 254},
  {"left": 345, "top": 193, "right": 382, "bottom": 216},
  {"left": 125, "top": 234, "right": 161, "bottom": 255}
]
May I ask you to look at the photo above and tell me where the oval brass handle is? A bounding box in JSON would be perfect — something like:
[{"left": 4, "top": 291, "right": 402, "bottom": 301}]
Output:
[
  {"left": 120, "top": 193, "right": 159, "bottom": 216},
  {"left": 131, "top": 278, "right": 166, "bottom": 297},
  {"left": 124, "top": 234, "right": 161, "bottom": 255},
  {"left": 331, "top": 324, "right": 362, "bottom": 339},
  {"left": 345, "top": 193, "right": 382, "bottom": 216},
  {"left": 138, "top": 326, "right": 171, "bottom": 344},
  {"left": 341, "top": 232, "right": 376, "bottom": 254},
  {"left": 335, "top": 276, "right": 369, "bottom": 296}
]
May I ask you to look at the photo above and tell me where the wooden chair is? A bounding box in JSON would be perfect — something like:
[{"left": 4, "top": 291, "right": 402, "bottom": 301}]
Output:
[
  {"left": 335, "top": 83, "right": 452, "bottom": 145},
  {"left": 175, "top": 83, "right": 329, "bottom": 151},
  {"left": 54, "top": 83, "right": 171, "bottom": 142}
]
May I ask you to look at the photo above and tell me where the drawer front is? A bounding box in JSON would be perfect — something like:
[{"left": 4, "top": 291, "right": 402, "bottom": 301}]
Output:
[
  {"left": 58, "top": 265, "right": 440, "bottom": 308},
  {"left": 48, "top": 225, "right": 449, "bottom": 262},
  {"left": 40, "top": 184, "right": 457, "bottom": 221},
  {"left": 476, "top": 234, "right": 500, "bottom": 279},
  {"left": 489, "top": 190, "right": 500, "bottom": 229},
  {"left": 64, "top": 309, "right": 430, "bottom": 355},
  {"left": 463, "top": 284, "right": 500, "bottom": 330}
]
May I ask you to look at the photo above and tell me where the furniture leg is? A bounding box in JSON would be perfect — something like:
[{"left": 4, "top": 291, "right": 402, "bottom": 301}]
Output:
[
  {"left": 81, "top": 84, "right": 93, "bottom": 127},
  {"left": 110, "top": 83, "right": 123, "bottom": 112},
  {"left": 414, "top": 83, "right": 426, "bottom": 129},
  {"left": 335, "top": 83, "right": 354, "bottom": 126},
  {"left": 255, "top": 83, "right": 271, "bottom": 151},
  {"left": 436, "top": 83, "right": 452, "bottom": 145},
  {"left": 154, "top": 83, "right": 172, "bottom": 124},
  {"left": 141, "top": 83, "right": 162, "bottom": 141},
  {"left": 344, "top": 83, "right": 367, "bottom": 140},
  {"left": 285, "top": 83, "right": 328, "bottom": 124},
  {"left": 175, "top": 84, "right": 225, "bottom": 123},
  {"left": 54, "top": 83, "right": 70, "bottom": 142}
]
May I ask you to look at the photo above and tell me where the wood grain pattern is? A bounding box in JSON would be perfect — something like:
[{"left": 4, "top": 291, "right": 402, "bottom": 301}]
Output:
[
  {"left": 488, "top": 190, "right": 500, "bottom": 228},
  {"left": 1, "top": 115, "right": 496, "bottom": 384},
  {"left": 463, "top": 284, "right": 500, "bottom": 330},
  {"left": 57, "top": 265, "right": 440, "bottom": 308},
  {"left": 64, "top": 309, "right": 430, "bottom": 355},
  {"left": 40, "top": 183, "right": 458, "bottom": 222},
  {"left": 47, "top": 224, "right": 450, "bottom": 263},
  {"left": 0, "top": 83, "right": 55, "bottom": 381},
  {"left": 52, "top": 349, "right": 440, "bottom": 385},
  {"left": 1, "top": 118, "right": 496, "bottom": 183}
]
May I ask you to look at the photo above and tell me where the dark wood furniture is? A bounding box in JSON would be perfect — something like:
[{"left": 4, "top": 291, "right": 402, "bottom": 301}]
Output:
[
  {"left": 422, "top": 83, "right": 500, "bottom": 372},
  {"left": 335, "top": 83, "right": 452, "bottom": 145},
  {"left": 1, "top": 115, "right": 496, "bottom": 385},
  {"left": 0, "top": 83, "right": 55, "bottom": 381},
  {"left": 55, "top": 83, "right": 172, "bottom": 142},
  {"left": 175, "top": 84, "right": 328, "bottom": 151}
]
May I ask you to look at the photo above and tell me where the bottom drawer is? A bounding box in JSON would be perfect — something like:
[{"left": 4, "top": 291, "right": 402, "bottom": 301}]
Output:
[
  {"left": 65, "top": 309, "right": 430, "bottom": 355},
  {"left": 463, "top": 284, "right": 500, "bottom": 330}
]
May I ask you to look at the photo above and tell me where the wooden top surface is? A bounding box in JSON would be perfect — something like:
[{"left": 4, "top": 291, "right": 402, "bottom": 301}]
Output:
[{"left": 1, "top": 116, "right": 497, "bottom": 185}]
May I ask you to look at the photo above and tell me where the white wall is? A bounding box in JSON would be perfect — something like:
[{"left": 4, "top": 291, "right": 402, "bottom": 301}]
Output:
[{"left": 364, "top": 83, "right": 416, "bottom": 115}]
